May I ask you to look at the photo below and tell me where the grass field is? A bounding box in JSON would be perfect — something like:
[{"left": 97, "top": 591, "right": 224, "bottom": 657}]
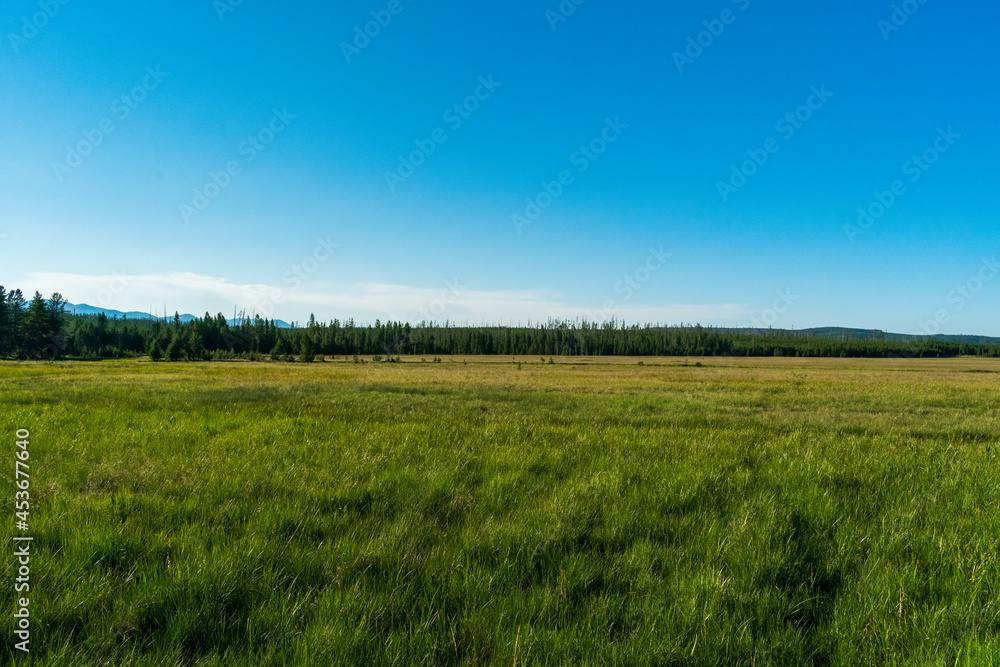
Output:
[{"left": 2, "top": 356, "right": 999, "bottom": 666}]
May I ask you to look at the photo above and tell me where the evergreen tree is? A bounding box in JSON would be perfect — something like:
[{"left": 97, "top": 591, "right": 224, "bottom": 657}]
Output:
[
  {"left": 6, "top": 289, "right": 25, "bottom": 357},
  {"left": 271, "top": 336, "right": 290, "bottom": 361},
  {"left": 166, "top": 334, "right": 184, "bottom": 361},
  {"left": 22, "top": 292, "right": 50, "bottom": 359},
  {"left": 148, "top": 338, "right": 163, "bottom": 361},
  {"left": 0, "top": 286, "right": 9, "bottom": 358},
  {"left": 43, "top": 293, "right": 68, "bottom": 359},
  {"left": 299, "top": 336, "right": 315, "bottom": 363},
  {"left": 188, "top": 330, "right": 205, "bottom": 361}
]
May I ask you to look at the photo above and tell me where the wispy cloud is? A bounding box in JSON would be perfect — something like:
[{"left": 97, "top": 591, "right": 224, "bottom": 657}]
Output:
[{"left": 19, "top": 271, "right": 749, "bottom": 325}]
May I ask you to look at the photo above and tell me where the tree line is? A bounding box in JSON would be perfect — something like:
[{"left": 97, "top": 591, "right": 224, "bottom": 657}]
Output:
[
  {"left": 2, "top": 287, "right": 999, "bottom": 361},
  {"left": 0, "top": 289, "right": 68, "bottom": 360}
]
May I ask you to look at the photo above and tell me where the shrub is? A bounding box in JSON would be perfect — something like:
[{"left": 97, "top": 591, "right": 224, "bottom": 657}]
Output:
[{"left": 271, "top": 337, "right": 290, "bottom": 362}]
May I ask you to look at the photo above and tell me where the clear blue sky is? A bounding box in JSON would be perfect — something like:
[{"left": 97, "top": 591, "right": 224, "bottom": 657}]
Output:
[{"left": 1, "top": 0, "right": 997, "bottom": 333}]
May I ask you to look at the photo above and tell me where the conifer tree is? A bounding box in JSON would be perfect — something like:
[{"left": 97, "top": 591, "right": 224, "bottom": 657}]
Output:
[
  {"left": 271, "top": 336, "right": 290, "bottom": 361},
  {"left": 166, "top": 334, "right": 184, "bottom": 361},
  {"left": 299, "top": 336, "right": 315, "bottom": 363},
  {"left": 0, "top": 287, "right": 9, "bottom": 358},
  {"left": 21, "top": 292, "right": 50, "bottom": 359},
  {"left": 187, "top": 330, "right": 205, "bottom": 361}
]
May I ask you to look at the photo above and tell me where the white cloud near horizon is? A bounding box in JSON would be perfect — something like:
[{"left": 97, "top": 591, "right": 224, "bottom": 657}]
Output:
[{"left": 17, "top": 271, "right": 750, "bottom": 326}]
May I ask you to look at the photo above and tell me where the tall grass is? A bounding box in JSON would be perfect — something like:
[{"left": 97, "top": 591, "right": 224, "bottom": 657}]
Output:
[{"left": 1, "top": 358, "right": 998, "bottom": 665}]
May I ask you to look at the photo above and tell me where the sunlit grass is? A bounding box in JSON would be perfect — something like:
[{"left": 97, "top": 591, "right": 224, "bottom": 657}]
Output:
[{"left": 1, "top": 357, "right": 998, "bottom": 665}]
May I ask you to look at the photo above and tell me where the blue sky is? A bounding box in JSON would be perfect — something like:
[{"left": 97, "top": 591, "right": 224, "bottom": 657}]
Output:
[{"left": 1, "top": 0, "right": 997, "bottom": 333}]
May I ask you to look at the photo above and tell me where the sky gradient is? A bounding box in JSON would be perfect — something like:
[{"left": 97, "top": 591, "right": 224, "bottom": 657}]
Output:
[{"left": 1, "top": 0, "right": 998, "bottom": 333}]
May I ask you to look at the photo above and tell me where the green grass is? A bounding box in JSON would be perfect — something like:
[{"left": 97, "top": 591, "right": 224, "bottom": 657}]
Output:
[{"left": 1, "top": 357, "right": 999, "bottom": 665}]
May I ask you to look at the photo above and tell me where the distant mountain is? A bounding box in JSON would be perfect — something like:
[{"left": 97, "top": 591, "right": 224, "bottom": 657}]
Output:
[
  {"left": 722, "top": 326, "right": 1000, "bottom": 346},
  {"left": 797, "top": 327, "right": 1000, "bottom": 346},
  {"left": 67, "top": 303, "right": 174, "bottom": 321},
  {"left": 65, "top": 303, "right": 292, "bottom": 329}
]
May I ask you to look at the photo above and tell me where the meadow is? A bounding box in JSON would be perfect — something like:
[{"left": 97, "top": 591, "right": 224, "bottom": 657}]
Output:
[{"left": 1, "top": 356, "right": 998, "bottom": 666}]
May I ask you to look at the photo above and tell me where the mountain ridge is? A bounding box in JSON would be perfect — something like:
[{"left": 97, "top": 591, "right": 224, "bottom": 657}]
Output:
[{"left": 65, "top": 303, "right": 292, "bottom": 329}]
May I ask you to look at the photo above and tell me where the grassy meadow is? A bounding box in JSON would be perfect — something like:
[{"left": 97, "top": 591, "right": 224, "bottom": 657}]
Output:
[{"left": 1, "top": 356, "right": 998, "bottom": 665}]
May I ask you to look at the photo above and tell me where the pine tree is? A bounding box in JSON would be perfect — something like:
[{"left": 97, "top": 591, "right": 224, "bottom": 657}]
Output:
[
  {"left": 188, "top": 330, "right": 205, "bottom": 361},
  {"left": 271, "top": 336, "right": 290, "bottom": 361},
  {"left": 43, "top": 293, "right": 68, "bottom": 359},
  {"left": 299, "top": 336, "right": 315, "bottom": 363},
  {"left": 148, "top": 338, "right": 163, "bottom": 361},
  {"left": 0, "top": 286, "right": 9, "bottom": 358},
  {"left": 6, "top": 290, "right": 29, "bottom": 358},
  {"left": 166, "top": 334, "right": 184, "bottom": 361},
  {"left": 22, "top": 292, "right": 50, "bottom": 359}
]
